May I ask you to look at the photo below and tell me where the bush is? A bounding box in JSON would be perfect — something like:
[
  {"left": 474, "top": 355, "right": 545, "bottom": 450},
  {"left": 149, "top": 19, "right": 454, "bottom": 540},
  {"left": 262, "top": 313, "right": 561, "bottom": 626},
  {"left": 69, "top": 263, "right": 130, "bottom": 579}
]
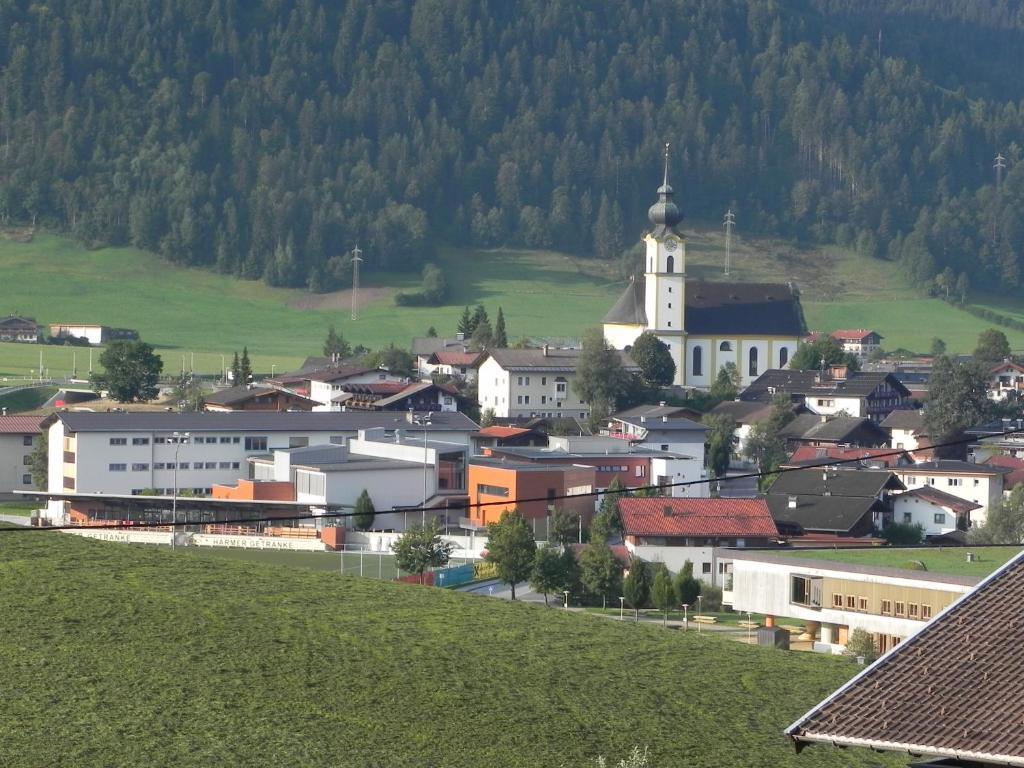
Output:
[
  {"left": 844, "top": 628, "right": 879, "bottom": 663},
  {"left": 881, "top": 522, "right": 924, "bottom": 545},
  {"left": 699, "top": 584, "right": 723, "bottom": 612}
]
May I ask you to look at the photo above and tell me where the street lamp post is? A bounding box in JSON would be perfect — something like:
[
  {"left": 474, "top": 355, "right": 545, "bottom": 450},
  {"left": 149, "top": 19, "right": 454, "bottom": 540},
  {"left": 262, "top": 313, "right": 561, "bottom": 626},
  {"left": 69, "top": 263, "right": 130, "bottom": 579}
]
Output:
[
  {"left": 271, "top": 364, "right": 276, "bottom": 378},
  {"left": 619, "top": 596, "right": 625, "bottom": 621},
  {"left": 746, "top": 611, "right": 753, "bottom": 645},
  {"left": 411, "top": 414, "right": 432, "bottom": 527},
  {"left": 563, "top": 590, "right": 570, "bottom": 610},
  {"left": 171, "top": 431, "right": 190, "bottom": 549},
  {"left": 696, "top": 595, "right": 704, "bottom": 634},
  {"left": 682, "top": 603, "right": 688, "bottom": 631}
]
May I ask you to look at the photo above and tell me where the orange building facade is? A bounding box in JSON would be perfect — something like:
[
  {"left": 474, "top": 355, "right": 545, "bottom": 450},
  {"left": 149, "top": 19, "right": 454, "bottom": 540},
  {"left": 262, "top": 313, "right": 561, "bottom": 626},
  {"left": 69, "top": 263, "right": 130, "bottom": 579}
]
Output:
[{"left": 467, "top": 459, "right": 596, "bottom": 527}]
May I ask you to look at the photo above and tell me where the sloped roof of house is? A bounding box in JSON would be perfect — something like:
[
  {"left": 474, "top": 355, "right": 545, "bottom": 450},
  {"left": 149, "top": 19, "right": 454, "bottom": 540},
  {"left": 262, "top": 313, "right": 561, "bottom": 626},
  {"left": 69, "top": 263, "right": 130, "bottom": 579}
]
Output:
[
  {"left": 371, "top": 381, "right": 460, "bottom": 409},
  {"left": 484, "top": 348, "right": 638, "bottom": 373},
  {"left": 707, "top": 400, "right": 775, "bottom": 425},
  {"left": 0, "top": 315, "right": 38, "bottom": 328},
  {"left": 0, "top": 415, "right": 44, "bottom": 434},
  {"left": 305, "top": 365, "right": 377, "bottom": 383},
  {"left": 614, "top": 415, "right": 708, "bottom": 433},
  {"left": 780, "top": 415, "right": 889, "bottom": 445},
  {"left": 981, "top": 454, "right": 1024, "bottom": 489},
  {"left": 897, "top": 486, "right": 981, "bottom": 515},
  {"left": 787, "top": 549, "right": 1024, "bottom": 764},
  {"left": 742, "top": 370, "right": 911, "bottom": 402},
  {"left": 428, "top": 351, "right": 483, "bottom": 367},
  {"left": 476, "top": 426, "right": 535, "bottom": 439},
  {"left": 614, "top": 403, "right": 700, "bottom": 421},
  {"left": 337, "top": 381, "right": 408, "bottom": 396},
  {"left": 830, "top": 329, "right": 881, "bottom": 342},
  {"left": 880, "top": 409, "right": 926, "bottom": 432},
  {"left": 785, "top": 445, "right": 909, "bottom": 468},
  {"left": 619, "top": 497, "right": 778, "bottom": 538},
  {"left": 768, "top": 467, "right": 904, "bottom": 498},
  {"left": 411, "top": 336, "right": 471, "bottom": 357},
  {"left": 203, "top": 385, "right": 316, "bottom": 407},
  {"left": 766, "top": 494, "right": 881, "bottom": 535},
  {"left": 989, "top": 360, "right": 1024, "bottom": 375},
  {"left": 603, "top": 279, "right": 806, "bottom": 335}
]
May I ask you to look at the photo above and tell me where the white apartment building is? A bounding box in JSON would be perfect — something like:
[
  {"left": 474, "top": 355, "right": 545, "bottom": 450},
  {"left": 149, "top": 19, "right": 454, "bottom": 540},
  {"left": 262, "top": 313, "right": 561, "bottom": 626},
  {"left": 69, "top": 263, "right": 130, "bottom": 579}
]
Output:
[
  {"left": 44, "top": 411, "right": 479, "bottom": 520},
  {"left": 893, "top": 461, "right": 1010, "bottom": 527},
  {"left": 477, "top": 347, "right": 639, "bottom": 419},
  {"left": 0, "top": 415, "right": 43, "bottom": 497},
  {"left": 305, "top": 367, "right": 405, "bottom": 408}
]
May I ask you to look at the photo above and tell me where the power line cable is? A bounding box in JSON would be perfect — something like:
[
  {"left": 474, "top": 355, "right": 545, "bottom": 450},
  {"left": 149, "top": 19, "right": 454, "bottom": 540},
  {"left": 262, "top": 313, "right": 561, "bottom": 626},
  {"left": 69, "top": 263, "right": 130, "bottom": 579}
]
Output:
[{"left": 3, "top": 423, "right": 1019, "bottom": 534}]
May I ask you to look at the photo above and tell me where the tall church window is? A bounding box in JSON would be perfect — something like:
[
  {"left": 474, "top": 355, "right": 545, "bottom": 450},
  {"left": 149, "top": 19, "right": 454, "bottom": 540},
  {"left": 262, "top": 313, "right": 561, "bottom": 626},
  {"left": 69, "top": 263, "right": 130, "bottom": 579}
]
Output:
[
  {"left": 666, "top": 254, "right": 674, "bottom": 273},
  {"left": 693, "top": 346, "right": 703, "bottom": 377},
  {"left": 780, "top": 347, "right": 789, "bottom": 367},
  {"left": 719, "top": 341, "right": 732, "bottom": 352},
  {"left": 749, "top": 347, "right": 759, "bottom": 377}
]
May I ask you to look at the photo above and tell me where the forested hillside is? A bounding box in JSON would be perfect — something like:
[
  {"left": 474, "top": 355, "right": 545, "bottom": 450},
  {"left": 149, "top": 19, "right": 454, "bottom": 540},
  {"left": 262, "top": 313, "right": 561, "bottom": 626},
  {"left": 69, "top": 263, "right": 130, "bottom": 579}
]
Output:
[{"left": 1, "top": 0, "right": 1022, "bottom": 293}]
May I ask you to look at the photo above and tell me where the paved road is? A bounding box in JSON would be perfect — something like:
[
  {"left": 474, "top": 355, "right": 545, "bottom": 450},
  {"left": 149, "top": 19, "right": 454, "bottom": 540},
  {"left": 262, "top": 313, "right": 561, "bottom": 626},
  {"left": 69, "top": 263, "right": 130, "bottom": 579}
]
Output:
[{"left": 0, "top": 514, "right": 31, "bottom": 526}]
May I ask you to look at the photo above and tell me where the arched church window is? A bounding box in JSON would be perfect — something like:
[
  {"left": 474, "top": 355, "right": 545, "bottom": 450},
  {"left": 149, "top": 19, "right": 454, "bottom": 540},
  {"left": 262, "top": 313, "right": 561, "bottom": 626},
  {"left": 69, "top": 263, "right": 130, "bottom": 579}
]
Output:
[
  {"left": 749, "top": 347, "right": 759, "bottom": 377},
  {"left": 719, "top": 341, "right": 732, "bottom": 352},
  {"left": 780, "top": 346, "right": 789, "bottom": 367},
  {"left": 666, "top": 254, "right": 674, "bottom": 273},
  {"left": 693, "top": 346, "right": 702, "bottom": 377}
]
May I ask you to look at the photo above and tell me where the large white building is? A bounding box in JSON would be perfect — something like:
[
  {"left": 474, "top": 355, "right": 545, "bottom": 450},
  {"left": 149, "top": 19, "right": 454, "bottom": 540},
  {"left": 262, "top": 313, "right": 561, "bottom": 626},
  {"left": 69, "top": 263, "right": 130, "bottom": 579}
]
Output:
[
  {"left": 43, "top": 410, "right": 478, "bottom": 520},
  {"left": 602, "top": 150, "right": 806, "bottom": 389},
  {"left": 892, "top": 460, "right": 1011, "bottom": 527},
  {"left": 477, "top": 347, "right": 639, "bottom": 419}
]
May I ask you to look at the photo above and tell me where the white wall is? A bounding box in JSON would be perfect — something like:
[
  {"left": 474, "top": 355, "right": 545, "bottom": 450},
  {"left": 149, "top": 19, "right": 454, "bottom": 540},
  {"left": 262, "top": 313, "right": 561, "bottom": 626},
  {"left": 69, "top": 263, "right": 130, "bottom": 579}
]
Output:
[
  {"left": 627, "top": 544, "right": 727, "bottom": 586},
  {"left": 478, "top": 357, "right": 589, "bottom": 420},
  {"left": 0, "top": 432, "right": 35, "bottom": 496},
  {"left": 892, "top": 495, "right": 960, "bottom": 537},
  {"left": 650, "top": 455, "right": 710, "bottom": 498},
  {"left": 895, "top": 469, "right": 1001, "bottom": 526},
  {"left": 805, "top": 394, "right": 863, "bottom": 417}
]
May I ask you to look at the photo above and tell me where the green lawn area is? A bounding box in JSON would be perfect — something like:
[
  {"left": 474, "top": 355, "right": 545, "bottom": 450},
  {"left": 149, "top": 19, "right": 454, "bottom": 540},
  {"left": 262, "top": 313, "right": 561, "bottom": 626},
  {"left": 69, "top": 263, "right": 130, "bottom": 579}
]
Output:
[
  {"left": 0, "top": 531, "right": 900, "bottom": 768},
  {"left": 0, "top": 229, "right": 1018, "bottom": 381},
  {"left": 0, "top": 501, "right": 37, "bottom": 517},
  {"left": 0, "top": 385, "right": 57, "bottom": 412},
  {"left": 765, "top": 546, "right": 1023, "bottom": 578}
]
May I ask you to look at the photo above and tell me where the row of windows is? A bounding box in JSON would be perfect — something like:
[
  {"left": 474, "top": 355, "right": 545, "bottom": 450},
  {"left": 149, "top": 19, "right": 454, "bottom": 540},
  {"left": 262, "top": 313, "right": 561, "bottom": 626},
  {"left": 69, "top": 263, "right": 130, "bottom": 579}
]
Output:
[
  {"left": 109, "top": 435, "right": 255, "bottom": 446},
  {"left": 109, "top": 462, "right": 240, "bottom": 472},
  {"left": 129, "top": 488, "right": 213, "bottom": 496},
  {"left": 902, "top": 512, "right": 948, "bottom": 525},
  {"left": 477, "top": 483, "right": 510, "bottom": 498},
  {"left": 517, "top": 395, "right": 566, "bottom": 406},
  {"left": 691, "top": 346, "right": 788, "bottom": 377},
  {"left": 904, "top": 476, "right": 981, "bottom": 487},
  {"left": 832, "top": 593, "right": 934, "bottom": 620}
]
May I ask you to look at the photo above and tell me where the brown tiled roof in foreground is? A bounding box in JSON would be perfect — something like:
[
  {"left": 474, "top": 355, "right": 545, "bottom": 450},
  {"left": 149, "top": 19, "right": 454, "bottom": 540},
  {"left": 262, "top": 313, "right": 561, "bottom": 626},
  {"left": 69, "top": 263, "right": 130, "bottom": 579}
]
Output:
[{"left": 787, "top": 550, "right": 1024, "bottom": 765}]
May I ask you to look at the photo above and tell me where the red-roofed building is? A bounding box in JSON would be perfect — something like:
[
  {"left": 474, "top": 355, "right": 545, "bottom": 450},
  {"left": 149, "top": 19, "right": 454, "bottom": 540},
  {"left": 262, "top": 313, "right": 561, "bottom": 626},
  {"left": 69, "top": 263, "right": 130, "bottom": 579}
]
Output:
[
  {"left": 784, "top": 445, "right": 912, "bottom": 469},
  {"left": 472, "top": 425, "right": 547, "bottom": 453},
  {"left": 830, "top": 329, "right": 883, "bottom": 359},
  {"left": 425, "top": 351, "right": 484, "bottom": 382},
  {"left": 619, "top": 497, "right": 779, "bottom": 584},
  {"left": 0, "top": 415, "right": 44, "bottom": 498},
  {"left": 981, "top": 453, "right": 1024, "bottom": 490}
]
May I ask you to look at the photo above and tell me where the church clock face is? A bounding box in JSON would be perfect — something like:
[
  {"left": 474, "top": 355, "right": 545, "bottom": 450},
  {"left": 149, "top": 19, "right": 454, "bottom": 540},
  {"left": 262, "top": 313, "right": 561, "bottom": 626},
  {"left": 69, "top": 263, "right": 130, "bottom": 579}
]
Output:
[{"left": 664, "top": 239, "right": 678, "bottom": 252}]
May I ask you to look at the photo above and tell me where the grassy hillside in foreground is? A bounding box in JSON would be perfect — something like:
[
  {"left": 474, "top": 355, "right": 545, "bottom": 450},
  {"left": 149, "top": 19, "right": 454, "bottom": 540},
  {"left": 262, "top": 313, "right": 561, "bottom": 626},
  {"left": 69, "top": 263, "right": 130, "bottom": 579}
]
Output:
[
  {"left": 0, "top": 531, "right": 901, "bottom": 768},
  {"left": 1, "top": 230, "right": 1022, "bottom": 380}
]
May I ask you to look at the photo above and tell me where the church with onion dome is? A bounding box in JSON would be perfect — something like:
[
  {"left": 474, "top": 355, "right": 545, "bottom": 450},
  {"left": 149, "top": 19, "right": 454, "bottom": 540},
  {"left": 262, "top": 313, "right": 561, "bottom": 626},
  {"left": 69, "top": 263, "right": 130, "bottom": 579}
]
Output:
[{"left": 602, "top": 146, "right": 807, "bottom": 389}]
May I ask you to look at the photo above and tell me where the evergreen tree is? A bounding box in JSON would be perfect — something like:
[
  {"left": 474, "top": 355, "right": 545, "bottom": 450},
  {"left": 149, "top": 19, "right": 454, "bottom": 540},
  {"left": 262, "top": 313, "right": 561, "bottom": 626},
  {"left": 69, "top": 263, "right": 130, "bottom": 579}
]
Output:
[
  {"left": 230, "top": 351, "right": 241, "bottom": 384},
  {"left": 323, "top": 325, "right": 351, "bottom": 360},
  {"left": 709, "top": 362, "right": 741, "bottom": 400},
  {"left": 789, "top": 337, "right": 860, "bottom": 372},
  {"left": 457, "top": 307, "right": 474, "bottom": 337},
  {"left": 493, "top": 307, "right": 508, "bottom": 348},
  {"left": 574, "top": 327, "right": 629, "bottom": 422},
  {"left": 622, "top": 558, "right": 651, "bottom": 621},
  {"left": 28, "top": 431, "right": 47, "bottom": 490},
  {"left": 471, "top": 304, "right": 489, "bottom": 333},
  {"left": 651, "top": 566, "right": 676, "bottom": 627},
  {"left": 703, "top": 413, "right": 737, "bottom": 486},
  {"left": 673, "top": 560, "right": 701, "bottom": 609},
  {"left": 353, "top": 489, "right": 376, "bottom": 530},
  {"left": 549, "top": 508, "right": 580, "bottom": 547},
  {"left": 240, "top": 346, "right": 253, "bottom": 383}
]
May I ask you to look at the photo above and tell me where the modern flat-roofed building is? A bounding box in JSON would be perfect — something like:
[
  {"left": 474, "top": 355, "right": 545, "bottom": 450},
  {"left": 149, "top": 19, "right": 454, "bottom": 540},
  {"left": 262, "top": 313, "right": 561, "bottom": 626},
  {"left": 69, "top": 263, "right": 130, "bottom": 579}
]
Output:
[
  {"left": 43, "top": 410, "right": 478, "bottom": 522},
  {"left": 466, "top": 458, "right": 595, "bottom": 529}
]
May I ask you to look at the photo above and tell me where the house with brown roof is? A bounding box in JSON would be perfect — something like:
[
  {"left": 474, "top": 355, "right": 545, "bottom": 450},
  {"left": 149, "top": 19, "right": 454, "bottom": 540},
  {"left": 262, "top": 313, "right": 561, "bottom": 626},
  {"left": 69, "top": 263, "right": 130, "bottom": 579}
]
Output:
[
  {"left": 423, "top": 350, "right": 483, "bottom": 382},
  {"left": 329, "top": 381, "right": 462, "bottom": 413},
  {"left": 786, "top": 549, "right": 1024, "bottom": 764},
  {"left": 202, "top": 385, "right": 317, "bottom": 413},
  {"left": 601, "top": 163, "right": 806, "bottom": 389},
  {"left": 783, "top": 445, "right": 913, "bottom": 470},
  {"left": 779, "top": 413, "right": 891, "bottom": 450},
  {"left": 619, "top": 496, "right": 779, "bottom": 585},
  {"left": 830, "top": 329, "right": 883, "bottom": 359},
  {"left": 0, "top": 315, "right": 40, "bottom": 343},
  {"left": 741, "top": 367, "right": 912, "bottom": 422},
  {"left": 881, "top": 409, "right": 932, "bottom": 459},
  {"left": 987, "top": 359, "right": 1024, "bottom": 401},
  {"left": 891, "top": 486, "right": 979, "bottom": 539},
  {"left": 893, "top": 461, "right": 1011, "bottom": 527}
]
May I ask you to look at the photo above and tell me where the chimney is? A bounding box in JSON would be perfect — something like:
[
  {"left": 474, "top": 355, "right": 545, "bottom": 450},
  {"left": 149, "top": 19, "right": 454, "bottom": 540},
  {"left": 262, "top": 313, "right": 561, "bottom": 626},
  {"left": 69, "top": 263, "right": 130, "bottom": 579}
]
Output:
[
  {"left": 658, "top": 401, "right": 666, "bottom": 407},
  {"left": 662, "top": 505, "right": 673, "bottom": 517},
  {"left": 662, "top": 415, "right": 668, "bottom": 422},
  {"left": 542, "top": 344, "right": 549, "bottom": 357},
  {"left": 787, "top": 495, "right": 798, "bottom": 509}
]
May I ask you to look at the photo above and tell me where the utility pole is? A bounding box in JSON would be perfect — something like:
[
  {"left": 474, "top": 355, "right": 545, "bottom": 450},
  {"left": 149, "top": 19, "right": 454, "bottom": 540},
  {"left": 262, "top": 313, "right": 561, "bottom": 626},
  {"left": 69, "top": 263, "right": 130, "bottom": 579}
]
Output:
[
  {"left": 995, "top": 153, "right": 1006, "bottom": 191},
  {"left": 723, "top": 209, "right": 736, "bottom": 276},
  {"left": 350, "top": 245, "right": 363, "bottom": 321}
]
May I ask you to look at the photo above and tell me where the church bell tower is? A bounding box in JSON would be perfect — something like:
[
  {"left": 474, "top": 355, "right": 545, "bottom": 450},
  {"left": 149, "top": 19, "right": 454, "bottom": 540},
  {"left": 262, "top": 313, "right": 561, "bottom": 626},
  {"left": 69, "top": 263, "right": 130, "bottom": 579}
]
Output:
[{"left": 643, "top": 143, "right": 687, "bottom": 384}]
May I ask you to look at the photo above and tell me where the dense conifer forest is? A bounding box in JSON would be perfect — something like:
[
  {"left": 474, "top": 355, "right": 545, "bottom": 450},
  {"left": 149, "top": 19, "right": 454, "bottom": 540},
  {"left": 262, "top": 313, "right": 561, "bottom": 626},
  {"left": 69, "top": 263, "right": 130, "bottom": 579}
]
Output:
[{"left": 0, "top": 0, "right": 1022, "bottom": 293}]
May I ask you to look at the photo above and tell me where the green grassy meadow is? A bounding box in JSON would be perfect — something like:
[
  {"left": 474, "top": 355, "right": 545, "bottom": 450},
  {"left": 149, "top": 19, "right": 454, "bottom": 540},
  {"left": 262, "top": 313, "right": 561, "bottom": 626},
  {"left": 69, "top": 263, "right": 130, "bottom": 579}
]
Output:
[
  {"left": 766, "top": 546, "right": 1023, "bottom": 578},
  {"left": 0, "top": 229, "right": 1021, "bottom": 381},
  {"left": 0, "top": 531, "right": 901, "bottom": 767}
]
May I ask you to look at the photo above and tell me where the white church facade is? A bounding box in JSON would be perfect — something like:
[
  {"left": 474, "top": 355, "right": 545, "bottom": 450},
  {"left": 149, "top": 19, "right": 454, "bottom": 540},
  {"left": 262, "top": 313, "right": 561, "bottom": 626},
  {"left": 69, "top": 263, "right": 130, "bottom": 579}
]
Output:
[{"left": 603, "top": 150, "right": 806, "bottom": 389}]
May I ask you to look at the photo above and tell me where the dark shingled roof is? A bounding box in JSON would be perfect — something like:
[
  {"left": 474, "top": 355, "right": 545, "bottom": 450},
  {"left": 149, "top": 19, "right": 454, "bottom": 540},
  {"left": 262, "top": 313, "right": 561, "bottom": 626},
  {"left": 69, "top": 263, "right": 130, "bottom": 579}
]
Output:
[
  {"left": 707, "top": 400, "right": 775, "bottom": 424},
  {"left": 602, "top": 278, "right": 806, "bottom": 335},
  {"left": 768, "top": 467, "right": 904, "bottom": 498},
  {"left": 779, "top": 414, "right": 889, "bottom": 444},
  {"left": 787, "top": 550, "right": 1024, "bottom": 764},
  {"left": 766, "top": 493, "right": 880, "bottom": 534},
  {"left": 742, "top": 370, "right": 911, "bottom": 402},
  {"left": 203, "top": 385, "right": 310, "bottom": 407},
  {"left": 880, "top": 409, "right": 926, "bottom": 431},
  {"left": 484, "top": 348, "right": 638, "bottom": 373},
  {"left": 603, "top": 279, "right": 647, "bottom": 325},
  {"left": 684, "top": 281, "right": 806, "bottom": 336}
]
